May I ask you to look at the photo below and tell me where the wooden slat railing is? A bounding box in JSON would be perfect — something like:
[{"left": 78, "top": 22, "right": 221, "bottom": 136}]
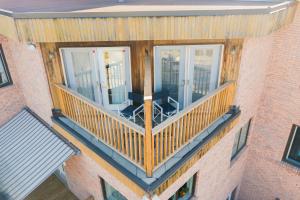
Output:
[
  {"left": 54, "top": 84, "right": 145, "bottom": 169},
  {"left": 54, "top": 80, "right": 236, "bottom": 175},
  {"left": 151, "top": 81, "right": 236, "bottom": 169}
]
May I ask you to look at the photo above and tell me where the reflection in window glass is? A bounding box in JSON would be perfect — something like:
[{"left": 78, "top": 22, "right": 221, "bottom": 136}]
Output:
[
  {"left": 103, "top": 50, "right": 126, "bottom": 104},
  {"left": 231, "top": 119, "right": 251, "bottom": 159},
  {"left": 160, "top": 49, "right": 181, "bottom": 102},
  {"left": 192, "top": 49, "right": 214, "bottom": 102},
  {"left": 285, "top": 125, "right": 300, "bottom": 166},
  {"left": 0, "top": 47, "right": 11, "bottom": 87},
  {"left": 168, "top": 175, "right": 195, "bottom": 200},
  {"left": 102, "top": 179, "right": 127, "bottom": 200}
]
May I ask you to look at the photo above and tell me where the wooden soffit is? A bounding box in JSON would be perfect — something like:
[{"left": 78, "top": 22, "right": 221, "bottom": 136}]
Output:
[
  {"left": 0, "top": 12, "right": 18, "bottom": 40},
  {"left": 1, "top": 2, "right": 298, "bottom": 42}
]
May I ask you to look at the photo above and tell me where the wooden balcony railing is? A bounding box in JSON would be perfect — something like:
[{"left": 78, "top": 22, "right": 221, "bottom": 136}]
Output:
[
  {"left": 151, "top": 81, "right": 236, "bottom": 169},
  {"left": 54, "top": 81, "right": 235, "bottom": 176},
  {"left": 54, "top": 84, "right": 146, "bottom": 169},
  {"left": 54, "top": 63, "right": 236, "bottom": 176}
]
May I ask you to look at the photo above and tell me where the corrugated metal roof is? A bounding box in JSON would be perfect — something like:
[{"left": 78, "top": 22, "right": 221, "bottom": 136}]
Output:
[{"left": 0, "top": 109, "right": 77, "bottom": 200}]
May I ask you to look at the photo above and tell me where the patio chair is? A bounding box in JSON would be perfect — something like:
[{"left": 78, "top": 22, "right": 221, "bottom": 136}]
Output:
[
  {"left": 153, "top": 91, "right": 179, "bottom": 122},
  {"left": 118, "top": 92, "right": 144, "bottom": 123}
]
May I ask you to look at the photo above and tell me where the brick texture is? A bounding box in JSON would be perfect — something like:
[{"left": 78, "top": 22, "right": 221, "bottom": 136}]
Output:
[
  {"left": 0, "top": 36, "right": 25, "bottom": 125},
  {"left": 158, "top": 34, "right": 273, "bottom": 200},
  {"left": 0, "top": 35, "right": 52, "bottom": 125},
  {"left": 239, "top": 5, "right": 300, "bottom": 200},
  {"left": 64, "top": 154, "right": 141, "bottom": 200},
  {"left": 1, "top": 5, "right": 300, "bottom": 200}
]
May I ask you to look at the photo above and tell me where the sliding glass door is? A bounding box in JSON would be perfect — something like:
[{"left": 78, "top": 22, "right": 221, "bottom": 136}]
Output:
[
  {"left": 97, "top": 47, "right": 131, "bottom": 110},
  {"left": 61, "top": 48, "right": 100, "bottom": 102},
  {"left": 154, "top": 46, "right": 185, "bottom": 109},
  {"left": 61, "top": 47, "right": 132, "bottom": 111},
  {"left": 187, "top": 45, "right": 223, "bottom": 104},
  {"left": 154, "top": 45, "right": 223, "bottom": 109}
]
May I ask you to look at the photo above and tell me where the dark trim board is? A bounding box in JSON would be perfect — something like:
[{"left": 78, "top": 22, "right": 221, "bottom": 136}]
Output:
[
  {"left": 52, "top": 107, "right": 241, "bottom": 192},
  {"left": 0, "top": 44, "right": 13, "bottom": 88}
]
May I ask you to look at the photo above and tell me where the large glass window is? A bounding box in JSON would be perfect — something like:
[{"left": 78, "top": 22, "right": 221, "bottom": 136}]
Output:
[
  {"left": 101, "top": 179, "right": 127, "bottom": 200},
  {"left": 154, "top": 45, "right": 223, "bottom": 109},
  {"left": 231, "top": 119, "right": 252, "bottom": 160},
  {"left": 283, "top": 125, "right": 300, "bottom": 168},
  {"left": 168, "top": 175, "right": 195, "bottom": 200},
  {"left": 0, "top": 45, "right": 12, "bottom": 88}
]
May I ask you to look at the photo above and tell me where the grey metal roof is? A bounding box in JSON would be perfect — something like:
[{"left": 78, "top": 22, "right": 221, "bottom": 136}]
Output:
[
  {"left": 0, "top": 0, "right": 294, "bottom": 18},
  {"left": 0, "top": 109, "right": 77, "bottom": 200}
]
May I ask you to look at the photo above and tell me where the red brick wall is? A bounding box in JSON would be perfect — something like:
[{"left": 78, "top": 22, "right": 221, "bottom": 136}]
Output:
[
  {"left": 0, "top": 36, "right": 25, "bottom": 125},
  {"left": 158, "top": 34, "right": 273, "bottom": 200},
  {"left": 0, "top": 35, "right": 52, "bottom": 125},
  {"left": 65, "top": 154, "right": 142, "bottom": 200},
  {"left": 10, "top": 43, "right": 53, "bottom": 123},
  {"left": 239, "top": 5, "right": 300, "bottom": 200}
]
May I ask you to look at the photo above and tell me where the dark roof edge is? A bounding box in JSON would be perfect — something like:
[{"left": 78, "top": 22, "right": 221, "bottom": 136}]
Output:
[
  {"left": 24, "top": 107, "right": 81, "bottom": 154},
  {"left": 0, "top": 1, "right": 295, "bottom": 19},
  {"left": 52, "top": 106, "right": 240, "bottom": 192}
]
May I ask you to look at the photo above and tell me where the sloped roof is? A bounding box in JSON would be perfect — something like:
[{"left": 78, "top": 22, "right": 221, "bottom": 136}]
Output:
[{"left": 0, "top": 109, "right": 78, "bottom": 200}]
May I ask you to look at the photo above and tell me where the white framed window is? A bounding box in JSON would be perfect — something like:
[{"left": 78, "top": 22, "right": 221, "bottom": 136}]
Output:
[
  {"left": 154, "top": 44, "right": 224, "bottom": 110},
  {"left": 60, "top": 47, "right": 132, "bottom": 111}
]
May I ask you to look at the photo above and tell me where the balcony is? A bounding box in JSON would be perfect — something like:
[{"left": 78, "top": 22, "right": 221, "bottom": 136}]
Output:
[
  {"left": 53, "top": 72, "right": 236, "bottom": 176},
  {"left": 42, "top": 41, "right": 241, "bottom": 193}
]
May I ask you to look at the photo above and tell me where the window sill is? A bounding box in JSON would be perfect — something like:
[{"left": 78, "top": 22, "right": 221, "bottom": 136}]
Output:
[
  {"left": 230, "top": 145, "right": 248, "bottom": 167},
  {"left": 0, "top": 82, "right": 13, "bottom": 90},
  {"left": 280, "top": 160, "right": 300, "bottom": 175}
]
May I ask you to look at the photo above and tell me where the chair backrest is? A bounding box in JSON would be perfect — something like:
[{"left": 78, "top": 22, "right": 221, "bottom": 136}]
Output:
[
  {"left": 128, "top": 92, "right": 144, "bottom": 104},
  {"left": 153, "top": 90, "right": 170, "bottom": 102}
]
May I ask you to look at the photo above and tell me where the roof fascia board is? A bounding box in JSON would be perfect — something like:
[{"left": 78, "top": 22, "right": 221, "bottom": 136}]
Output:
[{"left": 2, "top": 1, "right": 295, "bottom": 19}]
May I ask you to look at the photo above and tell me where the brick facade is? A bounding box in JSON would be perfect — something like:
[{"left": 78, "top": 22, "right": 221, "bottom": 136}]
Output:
[
  {"left": 0, "top": 35, "right": 52, "bottom": 125},
  {"left": 65, "top": 154, "right": 141, "bottom": 200},
  {"left": 239, "top": 5, "right": 300, "bottom": 200},
  {"left": 158, "top": 31, "right": 273, "bottom": 200},
  {"left": 0, "top": 36, "right": 25, "bottom": 125},
  {"left": 0, "top": 5, "right": 300, "bottom": 200}
]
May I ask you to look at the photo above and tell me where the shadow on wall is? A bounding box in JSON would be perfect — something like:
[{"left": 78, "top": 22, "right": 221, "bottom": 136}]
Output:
[{"left": 0, "top": 191, "right": 9, "bottom": 200}]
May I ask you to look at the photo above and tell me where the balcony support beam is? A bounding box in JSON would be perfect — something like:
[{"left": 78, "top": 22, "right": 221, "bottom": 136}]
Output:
[{"left": 144, "top": 52, "right": 153, "bottom": 177}]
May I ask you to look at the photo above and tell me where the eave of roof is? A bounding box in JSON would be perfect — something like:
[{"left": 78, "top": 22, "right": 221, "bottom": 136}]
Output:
[{"left": 0, "top": 0, "right": 295, "bottom": 19}]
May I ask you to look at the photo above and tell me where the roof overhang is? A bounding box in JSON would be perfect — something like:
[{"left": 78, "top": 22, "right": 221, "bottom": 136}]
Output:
[
  {"left": 0, "top": 108, "right": 79, "bottom": 200},
  {"left": 0, "top": 1, "right": 298, "bottom": 42}
]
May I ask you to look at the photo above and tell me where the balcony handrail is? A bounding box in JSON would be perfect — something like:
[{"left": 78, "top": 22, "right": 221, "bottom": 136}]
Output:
[
  {"left": 54, "top": 84, "right": 145, "bottom": 134},
  {"left": 152, "top": 80, "right": 235, "bottom": 134}
]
